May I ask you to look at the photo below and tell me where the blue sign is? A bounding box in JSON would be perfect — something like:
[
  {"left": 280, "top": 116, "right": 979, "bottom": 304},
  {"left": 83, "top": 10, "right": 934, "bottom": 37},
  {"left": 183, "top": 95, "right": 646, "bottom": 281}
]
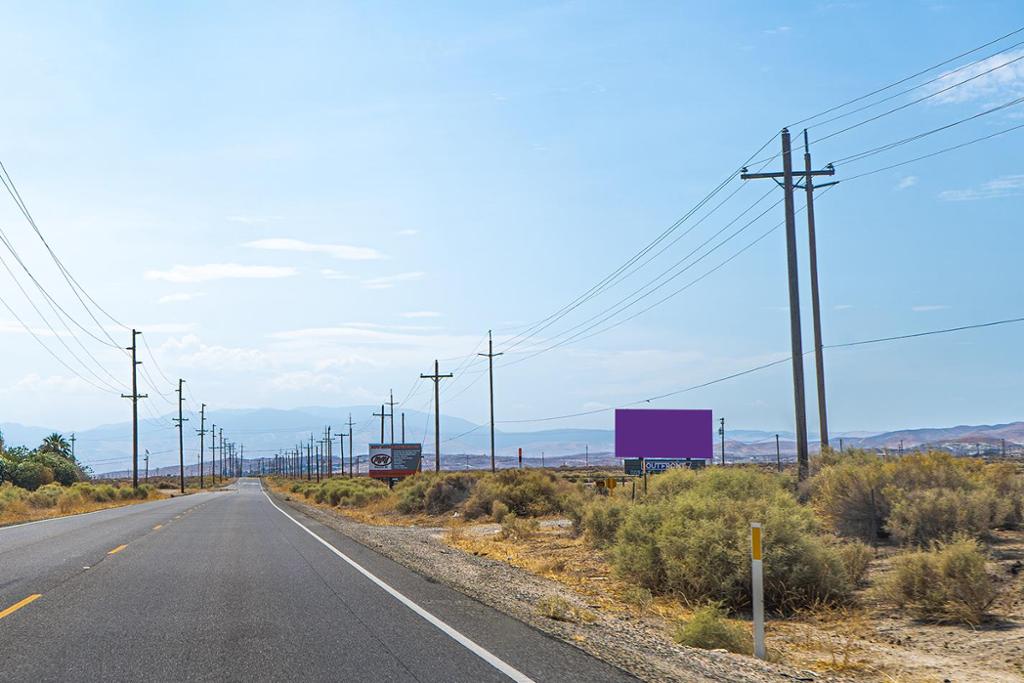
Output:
[{"left": 624, "top": 458, "right": 707, "bottom": 476}]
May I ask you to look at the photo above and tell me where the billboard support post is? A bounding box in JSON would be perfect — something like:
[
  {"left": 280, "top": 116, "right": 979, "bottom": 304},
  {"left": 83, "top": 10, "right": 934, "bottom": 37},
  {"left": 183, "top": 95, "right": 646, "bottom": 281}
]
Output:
[{"left": 751, "top": 523, "right": 766, "bottom": 660}]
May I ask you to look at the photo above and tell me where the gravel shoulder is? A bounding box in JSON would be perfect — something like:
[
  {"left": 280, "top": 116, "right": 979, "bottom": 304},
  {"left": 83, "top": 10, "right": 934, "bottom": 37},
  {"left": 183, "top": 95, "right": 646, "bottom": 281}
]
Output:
[{"left": 270, "top": 488, "right": 838, "bottom": 683}]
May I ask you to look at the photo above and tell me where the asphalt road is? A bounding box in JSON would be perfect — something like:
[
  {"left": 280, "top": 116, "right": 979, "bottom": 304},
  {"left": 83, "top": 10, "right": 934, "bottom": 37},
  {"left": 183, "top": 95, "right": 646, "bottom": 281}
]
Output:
[{"left": 0, "top": 478, "right": 636, "bottom": 682}]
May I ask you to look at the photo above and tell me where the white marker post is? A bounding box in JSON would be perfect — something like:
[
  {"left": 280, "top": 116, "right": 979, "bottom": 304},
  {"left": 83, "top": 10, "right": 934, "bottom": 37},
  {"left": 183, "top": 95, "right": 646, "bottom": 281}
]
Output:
[{"left": 750, "top": 522, "right": 766, "bottom": 659}]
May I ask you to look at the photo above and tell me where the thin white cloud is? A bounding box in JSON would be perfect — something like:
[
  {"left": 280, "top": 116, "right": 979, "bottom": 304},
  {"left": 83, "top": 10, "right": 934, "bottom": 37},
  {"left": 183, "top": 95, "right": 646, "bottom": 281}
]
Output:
[
  {"left": 245, "top": 238, "right": 384, "bottom": 261},
  {"left": 939, "top": 175, "right": 1024, "bottom": 201},
  {"left": 931, "top": 49, "right": 1024, "bottom": 104},
  {"left": 397, "top": 229, "right": 419, "bottom": 236},
  {"left": 896, "top": 175, "right": 917, "bottom": 190},
  {"left": 145, "top": 264, "right": 297, "bottom": 283},
  {"left": 226, "top": 215, "right": 282, "bottom": 224},
  {"left": 400, "top": 311, "right": 441, "bottom": 319},
  {"left": 158, "top": 292, "right": 206, "bottom": 304},
  {"left": 912, "top": 305, "right": 950, "bottom": 312},
  {"left": 764, "top": 26, "right": 791, "bottom": 35},
  {"left": 320, "top": 268, "right": 355, "bottom": 280},
  {"left": 361, "top": 271, "right": 424, "bottom": 289},
  {"left": 833, "top": 304, "right": 854, "bottom": 311}
]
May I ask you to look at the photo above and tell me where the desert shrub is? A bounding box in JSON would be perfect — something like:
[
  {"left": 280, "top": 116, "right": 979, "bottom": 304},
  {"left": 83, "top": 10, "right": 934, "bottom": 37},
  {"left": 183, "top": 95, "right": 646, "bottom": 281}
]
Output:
[
  {"left": 883, "top": 536, "right": 996, "bottom": 625},
  {"left": 32, "top": 453, "right": 83, "bottom": 486},
  {"left": 809, "top": 453, "right": 888, "bottom": 541},
  {"left": 581, "top": 498, "right": 629, "bottom": 548},
  {"left": 674, "top": 603, "right": 750, "bottom": 655},
  {"left": 394, "top": 472, "right": 479, "bottom": 515},
  {"left": 464, "top": 469, "right": 572, "bottom": 519},
  {"left": 490, "top": 500, "right": 510, "bottom": 523},
  {"left": 499, "top": 512, "right": 539, "bottom": 541},
  {"left": 836, "top": 540, "right": 873, "bottom": 586},
  {"left": 0, "top": 482, "right": 28, "bottom": 514},
  {"left": 300, "top": 478, "right": 389, "bottom": 508},
  {"left": 27, "top": 483, "right": 63, "bottom": 508},
  {"left": 621, "top": 586, "right": 654, "bottom": 615},
  {"left": 12, "top": 460, "right": 54, "bottom": 491},
  {"left": 88, "top": 484, "right": 117, "bottom": 502},
  {"left": 57, "top": 489, "right": 85, "bottom": 513},
  {"left": 612, "top": 467, "right": 851, "bottom": 613},
  {"left": 536, "top": 595, "right": 594, "bottom": 623},
  {"left": 885, "top": 487, "right": 1005, "bottom": 546},
  {"left": 810, "top": 450, "right": 1024, "bottom": 545}
]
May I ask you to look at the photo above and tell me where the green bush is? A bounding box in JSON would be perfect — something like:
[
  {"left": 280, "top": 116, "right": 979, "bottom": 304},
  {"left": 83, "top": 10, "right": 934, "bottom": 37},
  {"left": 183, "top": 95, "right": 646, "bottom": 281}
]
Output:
[
  {"left": 810, "top": 450, "right": 1024, "bottom": 545},
  {"left": 610, "top": 467, "right": 852, "bottom": 613},
  {"left": 581, "top": 498, "right": 629, "bottom": 548},
  {"left": 674, "top": 604, "right": 750, "bottom": 655},
  {"left": 294, "top": 478, "right": 389, "bottom": 508},
  {"left": 464, "top": 469, "right": 573, "bottom": 519},
  {"left": 26, "top": 483, "right": 63, "bottom": 508},
  {"left": 490, "top": 500, "right": 510, "bottom": 523},
  {"left": 395, "top": 472, "right": 479, "bottom": 515},
  {"left": 0, "top": 482, "right": 28, "bottom": 513},
  {"left": 12, "top": 460, "right": 54, "bottom": 491},
  {"left": 883, "top": 536, "right": 996, "bottom": 625},
  {"left": 835, "top": 540, "right": 873, "bottom": 586}
]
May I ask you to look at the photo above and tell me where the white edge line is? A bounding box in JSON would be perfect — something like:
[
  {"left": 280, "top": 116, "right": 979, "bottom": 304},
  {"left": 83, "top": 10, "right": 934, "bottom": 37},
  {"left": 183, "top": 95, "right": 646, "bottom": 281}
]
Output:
[{"left": 261, "top": 486, "right": 536, "bottom": 683}]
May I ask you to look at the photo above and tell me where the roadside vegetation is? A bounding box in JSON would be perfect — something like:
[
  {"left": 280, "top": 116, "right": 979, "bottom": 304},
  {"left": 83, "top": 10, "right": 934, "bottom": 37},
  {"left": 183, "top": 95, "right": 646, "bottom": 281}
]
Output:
[
  {"left": 0, "top": 430, "right": 209, "bottom": 526},
  {"left": 267, "top": 449, "right": 1024, "bottom": 680}
]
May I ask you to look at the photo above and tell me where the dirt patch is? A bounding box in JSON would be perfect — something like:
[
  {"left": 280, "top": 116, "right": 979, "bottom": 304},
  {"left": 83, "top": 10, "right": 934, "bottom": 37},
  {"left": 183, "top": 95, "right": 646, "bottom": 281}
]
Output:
[{"left": 270, "top": 487, "right": 833, "bottom": 683}]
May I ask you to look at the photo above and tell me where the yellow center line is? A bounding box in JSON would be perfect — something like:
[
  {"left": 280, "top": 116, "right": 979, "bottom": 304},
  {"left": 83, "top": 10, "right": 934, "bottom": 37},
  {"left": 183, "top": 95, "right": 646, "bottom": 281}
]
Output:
[
  {"left": 0, "top": 594, "right": 41, "bottom": 620},
  {"left": 107, "top": 544, "right": 128, "bottom": 555},
  {"left": 153, "top": 524, "right": 162, "bottom": 530}
]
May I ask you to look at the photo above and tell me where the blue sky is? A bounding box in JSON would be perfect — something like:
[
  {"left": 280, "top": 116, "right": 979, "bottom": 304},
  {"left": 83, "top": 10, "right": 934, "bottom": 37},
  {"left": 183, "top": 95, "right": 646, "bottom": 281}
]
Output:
[{"left": 0, "top": 0, "right": 1022, "bottom": 440}]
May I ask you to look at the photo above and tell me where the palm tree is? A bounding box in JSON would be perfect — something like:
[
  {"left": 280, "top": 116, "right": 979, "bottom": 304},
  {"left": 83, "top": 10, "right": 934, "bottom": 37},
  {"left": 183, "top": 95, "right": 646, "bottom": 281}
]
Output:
[{"left": 40, "top": 433, "right": 71, "bottom": 459}]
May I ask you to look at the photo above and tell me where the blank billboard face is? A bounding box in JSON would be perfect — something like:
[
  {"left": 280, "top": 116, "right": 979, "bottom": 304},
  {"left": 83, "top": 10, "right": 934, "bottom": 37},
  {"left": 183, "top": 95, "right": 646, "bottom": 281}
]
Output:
[{"left": 614, "top": 409, "right": 713, "bottom": 460}]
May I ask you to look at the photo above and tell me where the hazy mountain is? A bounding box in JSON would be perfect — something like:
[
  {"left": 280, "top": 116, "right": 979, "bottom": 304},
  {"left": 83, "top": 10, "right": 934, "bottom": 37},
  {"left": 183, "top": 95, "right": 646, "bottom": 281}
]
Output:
[{"left": 1, "top": 408, "right": 1021, "bottom": 475}]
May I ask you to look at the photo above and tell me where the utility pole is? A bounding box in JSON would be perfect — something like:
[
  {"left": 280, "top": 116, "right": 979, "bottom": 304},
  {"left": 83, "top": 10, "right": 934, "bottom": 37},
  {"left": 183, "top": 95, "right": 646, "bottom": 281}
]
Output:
[
  {"left": 347, "top": 414, "right": 355, "bottom": 478},
  {"left": 421, "top": 359, "right": 453, "bottom": 472},
  {"left": 775, "top": 434, "right": 781, "bottom": 472},
  {"left": 69, "top": 433, "right": 76, "bottom": 461},
  {"left": 401, "top": 413, "right": 405, "bottom": 443},
  {"left": 121, "top": 329, "right": 148, "bottom": 488},
  {"left": 326, "top": 426, "right": 332, "bottom": 478},
  {"left": 210, "top": 423, "right": 216, "bottom": 486},
  {"left": 373, "top": 405, "right": 386, "bottom": 444},
  {"left": 174, "top": 379, "right": 188, "bottom": 493},
  {"left": 196, "top": 404, "right": 207, "bottom": 489},
  {"left": 719, "top": 417, "right": 726, "bottom": 466},
  {"left": 478, "top": 330, "right": 503, "bottom": 473},
  {"left": 219, "top": 428, "right": 224, "bottom": 483},
  {"left": 585, "top": 443, "right": 589, "bottom": 469},
  {"left": 337, "top": 430, "right": 345, "bottom": 479},
  {"left": 144, "top": 450, "right": 149, "bottom": 482},
  {"left": 802, "top": 130, "right": 835, "bottom": 451},
  {"left": 741, "top": 128, "right": 834, "bottom": 482},
  {"left": 307, "top": 436, "right": 313, "bottom": 481},
  {"left": 386, "top": 390, "right": 397, "bottom": 446}
]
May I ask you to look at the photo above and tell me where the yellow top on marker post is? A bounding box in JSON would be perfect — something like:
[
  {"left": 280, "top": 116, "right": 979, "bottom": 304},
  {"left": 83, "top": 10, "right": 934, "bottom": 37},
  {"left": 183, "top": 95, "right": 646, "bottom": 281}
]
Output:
[{"left": 750, "top": 523, "right": 762, "bottom": 561}]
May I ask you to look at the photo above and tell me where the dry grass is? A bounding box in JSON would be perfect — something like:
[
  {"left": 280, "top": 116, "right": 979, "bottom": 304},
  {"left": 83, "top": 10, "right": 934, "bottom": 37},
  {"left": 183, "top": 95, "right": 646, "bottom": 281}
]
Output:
[{"left": 0, "top": 490, "right": 166, "bottom": 527}]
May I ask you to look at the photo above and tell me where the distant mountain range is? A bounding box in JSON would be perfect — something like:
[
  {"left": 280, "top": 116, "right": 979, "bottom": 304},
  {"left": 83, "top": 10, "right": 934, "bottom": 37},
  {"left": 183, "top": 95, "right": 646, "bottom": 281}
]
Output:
[{"left": 1, "top": 408, "right": 1021, "bottom": 476}]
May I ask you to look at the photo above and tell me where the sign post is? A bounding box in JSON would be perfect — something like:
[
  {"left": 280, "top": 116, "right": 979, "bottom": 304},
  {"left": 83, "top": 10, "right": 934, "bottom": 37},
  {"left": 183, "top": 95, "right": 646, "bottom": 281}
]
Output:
[{"left": 751, "top": 522, "right": 766, "bottom": 660}]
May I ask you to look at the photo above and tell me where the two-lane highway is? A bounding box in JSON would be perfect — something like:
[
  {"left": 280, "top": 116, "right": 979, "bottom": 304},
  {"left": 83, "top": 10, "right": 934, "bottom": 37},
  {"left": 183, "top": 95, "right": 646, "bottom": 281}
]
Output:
[{"left": 0, "top": 478, "right": 636, "bottom": 682}]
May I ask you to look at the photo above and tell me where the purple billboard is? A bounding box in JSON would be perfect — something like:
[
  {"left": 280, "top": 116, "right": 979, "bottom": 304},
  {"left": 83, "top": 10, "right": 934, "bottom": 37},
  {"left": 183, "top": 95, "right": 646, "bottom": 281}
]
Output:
[{"left": 615, "top": 409, "right": 713, "bottom": 460}]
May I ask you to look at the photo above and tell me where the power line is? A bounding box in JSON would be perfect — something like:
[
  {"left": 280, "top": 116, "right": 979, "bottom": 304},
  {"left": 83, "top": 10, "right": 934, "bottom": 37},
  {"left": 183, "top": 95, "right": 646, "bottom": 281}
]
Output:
[
  {"left": 789, "top": 25, "right": 1024, "bottom": 127},
  {"left": 498, "top": 314, "right": 1024, "bottom": 425}
]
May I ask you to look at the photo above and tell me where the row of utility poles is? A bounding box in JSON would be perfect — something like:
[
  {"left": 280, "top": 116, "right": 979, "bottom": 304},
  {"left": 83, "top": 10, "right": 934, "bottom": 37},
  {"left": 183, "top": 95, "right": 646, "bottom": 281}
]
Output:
[
  {"left": 266, "top": 415, "right": 356, "bottom": 480},
  {"left": 121, "top": 328, "right": 241, "bottom": 492}
]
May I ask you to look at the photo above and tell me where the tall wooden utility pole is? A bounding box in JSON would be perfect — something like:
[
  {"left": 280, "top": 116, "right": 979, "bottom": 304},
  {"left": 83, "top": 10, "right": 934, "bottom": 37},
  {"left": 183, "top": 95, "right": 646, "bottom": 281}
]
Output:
[
  {"left": 121, "top": 329, "right": 148, "bottom": 488},
  {"left": 385, "top": 391, "right": 397, "bottom": 446},
  {"left": 218, "top": 428, "right": 224, "bottom": 483},
  {"left": 719, "top": 417, "right": 725, "bottom": 466},
  {"left": 401, "top": 413, "right": 405, "bottom": 444},
  {"left": 802, "top": 130, "right": 837, "bottom": 451},
  {"left": 326, "top": 426, "right": 332, "bottom": 478},
  {"left": 346, "top": 414, "right": 355, "bottom": 478},
  {"left": 478, "top": 330, "right": 503, "bottom": 473},
  {"left": 336, "top": 430, "right": 345, "bottom": 479},
  {"left": 69, "top": 433, "right": 76, "bottom": 461},
  {"left": 174, "top": 379, "right": 188, "bottom": 493},
  {"left": 373, "top": 405, "right": 386, "bottom": 444},
  {"left": 196, "top": 404, "right": 207, "bottom": 489},
  {"left": 210, "top": 423, "right": 216, "bottom": 486},
  {"left": 421, "top": 360, "right": 453, "bottom": 472},
  {"left": 741, "top": 128, "right": 834, "bottom": 481}
]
